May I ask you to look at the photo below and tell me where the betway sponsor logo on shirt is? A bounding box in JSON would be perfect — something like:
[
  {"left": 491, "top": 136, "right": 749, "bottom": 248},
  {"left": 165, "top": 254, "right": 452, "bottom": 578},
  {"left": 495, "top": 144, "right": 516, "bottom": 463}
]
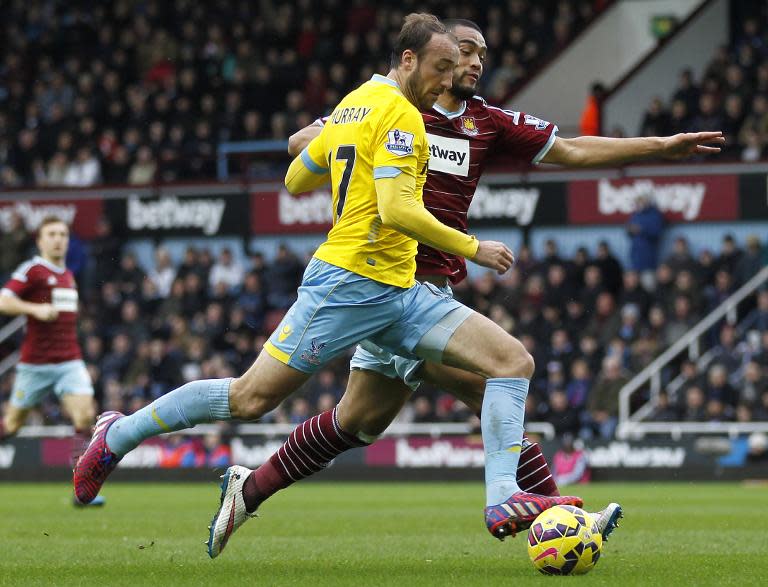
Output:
[
  {"left": 127, "top": 196, "right": 225, "bottom": 235},
  {"left": 568, "top": 175, "right": 738, "bottom": 223},
  {"left": 426, "top": 133, "right": 470, "bottom": 176},
  {"left": 468, "top": 184, "right": 540, "bottom": 225}
]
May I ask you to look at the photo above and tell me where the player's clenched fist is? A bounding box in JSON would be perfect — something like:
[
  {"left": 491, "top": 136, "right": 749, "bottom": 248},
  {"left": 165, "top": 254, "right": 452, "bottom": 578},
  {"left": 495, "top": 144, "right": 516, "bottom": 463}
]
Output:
[
  {"left": 33, "top": 303, "right": 59, "bottom": 322},
  {"left": 472, "top": 240, "right": 515, "bottom": 274}
]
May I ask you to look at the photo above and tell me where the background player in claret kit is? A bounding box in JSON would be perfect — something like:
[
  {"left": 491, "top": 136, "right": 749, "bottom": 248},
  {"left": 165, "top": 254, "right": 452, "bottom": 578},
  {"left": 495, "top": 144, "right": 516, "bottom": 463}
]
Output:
[
  {"left": 74, "top": 13, "right": 583, "bottom": 558},
  {"left": 281, "top": 18, "right": 725, "bottom": 540},
  {"left": 0, "top": 215, "right": 103, "bottom": 506}
]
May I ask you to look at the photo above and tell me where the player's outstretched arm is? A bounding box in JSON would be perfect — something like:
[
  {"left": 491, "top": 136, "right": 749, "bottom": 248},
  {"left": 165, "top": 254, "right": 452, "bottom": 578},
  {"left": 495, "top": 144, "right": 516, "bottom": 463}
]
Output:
[
  {"left": 541, "top": 131, "right": 724, "bottom": 168},
  {"left": 0, "top": 293, "right": 58, "bottom": 321},
  {"left": 376, "top": 174, "right": 514, "bottom": 274},
  {"left": 288, "top": 123, "right": 323, "bottom": 158}
]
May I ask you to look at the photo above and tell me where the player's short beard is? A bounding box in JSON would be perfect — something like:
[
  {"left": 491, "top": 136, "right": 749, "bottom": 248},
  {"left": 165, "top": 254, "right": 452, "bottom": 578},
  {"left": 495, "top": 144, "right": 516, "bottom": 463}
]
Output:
[
  {"left": 450, "top": 80, "right": 477, "bottom": 100},
  {"left": 406, "top": 67, "right": 432, "bottom": 110}
]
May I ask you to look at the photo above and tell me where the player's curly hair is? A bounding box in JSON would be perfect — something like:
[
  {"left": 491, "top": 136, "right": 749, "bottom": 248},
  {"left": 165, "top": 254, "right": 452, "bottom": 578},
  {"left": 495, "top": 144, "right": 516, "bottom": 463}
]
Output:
[{"left": 390, "top": 13, "right": 452, "bottom": 68}]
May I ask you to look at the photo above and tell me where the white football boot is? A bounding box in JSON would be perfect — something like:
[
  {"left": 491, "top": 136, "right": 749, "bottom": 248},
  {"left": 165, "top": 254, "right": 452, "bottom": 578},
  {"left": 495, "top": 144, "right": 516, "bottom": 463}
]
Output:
[
  {"left": 590, "top": 502, "right": 623, "bottom": 540},
  {"left": 206, "top": 465, "right": 257, "bottom": 558}
]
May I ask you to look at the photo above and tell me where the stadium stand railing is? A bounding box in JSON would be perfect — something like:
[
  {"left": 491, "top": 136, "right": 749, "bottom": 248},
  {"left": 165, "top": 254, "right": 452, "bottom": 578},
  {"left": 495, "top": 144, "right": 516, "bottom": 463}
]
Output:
[
  {"left": 0, "top": 316, "right": 25, "bottom": 378},
  {"left": 17, "top": 421, "right": 557, "bottom": 440},
  {"left": 617, "top": 264, "right": 768, "bottom": 439}
]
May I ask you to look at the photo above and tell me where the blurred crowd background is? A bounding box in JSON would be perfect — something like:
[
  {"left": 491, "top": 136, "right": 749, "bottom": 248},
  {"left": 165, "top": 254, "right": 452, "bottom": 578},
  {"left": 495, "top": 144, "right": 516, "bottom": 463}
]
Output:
[{"left": 1, "top": 0, "right": 768, "bottom": 442}]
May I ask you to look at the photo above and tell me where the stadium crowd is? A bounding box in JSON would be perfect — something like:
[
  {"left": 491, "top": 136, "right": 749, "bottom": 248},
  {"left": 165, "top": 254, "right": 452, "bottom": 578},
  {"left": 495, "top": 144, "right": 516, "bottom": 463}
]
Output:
[
  {"left": 0, "top": 0, "right": 608, "bottom": 188},
  {"left": 1, "top": 220, "right": 766, "bottom": 439},
  {"left": 637, "top": 4, "right": 768, "bottom": 160}
]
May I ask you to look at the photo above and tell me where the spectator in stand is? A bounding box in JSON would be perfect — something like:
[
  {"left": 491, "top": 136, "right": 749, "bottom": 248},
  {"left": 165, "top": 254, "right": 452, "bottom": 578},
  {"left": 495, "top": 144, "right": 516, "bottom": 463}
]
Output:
[
  {"left": 705, "top": 398, "right": 730, "bottom": 423},
  {"left": 682, "top": 385, "right": 707, "bottom": 421},
  {"left": 579, "top": 81, "right": 606, "bottom": 136},
  {"left": 617, "top": 304, "right": 641, "bottom": 344},
  {"left": 545, "top": 390, "right": 580, "bottom": 438},
  {"left": 664, "top": 236, "right": 697, "bottom": 274},
  {"left": 181, "top": 273, "right": 208, "bottom": 318},
  {"left": 237, "top": 271, "right": 268, "bottom": 331},
  {"left": 266, "top": 244, "right": 304, "bottom": 309},
  {"left": 0, "top": 212, "right": 30, "bottom": 282},
  {"left": 741, "top": 129, "right": 764, "bottom": 162},
  {"left": 710, "top": 324, "right": 743, "bottom": 375},
  {"left": 101, "top": 333, "right": 135, "bottom": 382},
  {"left": 672, "top": 69, "right": 699, "bottom": 114},
  {"left": 542, "top": 264, "right": 573, "bottom": 309},
  {"left": 716, "top": 234, "right": 743, "bottom": 275},
  {"left": 742, "top": 289, "right": 768, "bottom": 333},
  {"left": 208, "top": 248, "right": 245, "bottom": 294},
  {"left": 654, "top": 263, "right": 675, "bottom": 311},
  {"left": 671, "top": 270, "right": 703, "bottom": 315},
  {"left": 676, "top": 359, "right": 705, "bottom": 401},
  {"left": 585, "top": 355, "right": 628, "bottom": 439},
  {"left": 579, "top": 265, "right": 604, "bottom": 314},
  {"left": 735, "top": 235, "right": 764, "bottom": 287},
  {"left": 649, "top": 390, "right": 679, "bottom": 421},
  {"left": 742, "top": 361, "right": 767, "bottom": 407},
  {"left": 127, "top": 146, "right": 157, "bottom": 185},
  {"left": 626, "top": 195, "right": 664, "bottom": 290},
  {"left": 705, "top": 364, "right": 739, "bottom": 410},
  {"left": 618, "top": 270, "right": 651, "bottom": 318},
  {"left": 114, "top": 252, "right": 146, "bottom": 299},
  {"left": 639, "top": 97, "right": 670, "bottom": 137},
  {"left": 595, "top": 240, "right": 623, "bottom": 297},
  {"left": 63, "top": 147, "right": 101, "bottom": 187},
  {"left": 663, "top": 295, "right": 698, "bottom": 348},
  {"left": 552, "top": 434, "right": 590, "bottom": 486},
  {"left": 148, "top": 248, "right": 176, "bottom": 298},
  {"left": 755, "top": 391, "right": 768, "bottom": 421},
  {"left": 116, "top": 299, "right": 151, "bottom": 343},
  {"left": 565, "top": 358, "right": 591, "bottom": 410},
  {"left": 692, "top": 93, "right": 724, "bottom": 134},
  {"left": 585, "top": 292, "right": 621, "bottom": 347}
]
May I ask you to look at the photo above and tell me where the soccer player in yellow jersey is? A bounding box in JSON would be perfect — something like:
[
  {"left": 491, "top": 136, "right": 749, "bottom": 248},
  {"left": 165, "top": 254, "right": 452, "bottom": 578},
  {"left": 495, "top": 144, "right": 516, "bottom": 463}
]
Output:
[{"left": 74, "top": 14, "right": 582, "bottom": 558}]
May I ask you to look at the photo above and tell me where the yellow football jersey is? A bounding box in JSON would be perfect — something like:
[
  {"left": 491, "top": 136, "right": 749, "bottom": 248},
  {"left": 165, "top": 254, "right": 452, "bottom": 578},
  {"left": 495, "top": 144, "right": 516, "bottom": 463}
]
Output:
[{"left": 301, "top": 74, "right": 429, "bottom": 288}]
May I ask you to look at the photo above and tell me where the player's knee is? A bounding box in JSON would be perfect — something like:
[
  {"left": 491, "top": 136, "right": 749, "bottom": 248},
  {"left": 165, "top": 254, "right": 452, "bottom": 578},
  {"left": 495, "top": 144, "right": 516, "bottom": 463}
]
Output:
[
  {"left": 3, "top": 414, "right": 23, "bottom": 436},
  {"left": 72, "top": 406, "right": 96, "bottom": 429},
  {"left": 488, "top": 348, "right": 535, "bottom": 379},
  {"left": 228, "top": 376, "right": 281, "bottom": 420}
]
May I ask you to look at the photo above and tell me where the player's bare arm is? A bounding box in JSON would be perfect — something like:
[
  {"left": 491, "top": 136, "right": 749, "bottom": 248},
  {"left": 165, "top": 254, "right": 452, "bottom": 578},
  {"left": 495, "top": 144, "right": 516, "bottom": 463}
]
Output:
[
  {"left": 0, "top": 293, "right": 58, "bottom": 321},
  {"left": 542, "top": 131, "right": 724, "bottom": 168},
  {"left": 287, "top": 122, "right": 323, "bottom": 158}
]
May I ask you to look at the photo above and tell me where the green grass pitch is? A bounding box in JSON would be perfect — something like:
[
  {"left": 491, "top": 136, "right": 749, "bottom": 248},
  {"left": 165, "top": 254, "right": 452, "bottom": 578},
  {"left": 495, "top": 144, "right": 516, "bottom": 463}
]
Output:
[{"left": 1, "top": 481, "right": 766, "bottom": 586}]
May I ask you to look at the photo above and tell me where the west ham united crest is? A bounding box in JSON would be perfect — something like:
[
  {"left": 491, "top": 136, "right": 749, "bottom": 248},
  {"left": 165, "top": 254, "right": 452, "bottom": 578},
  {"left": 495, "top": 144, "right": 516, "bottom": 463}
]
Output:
[{"left": 460, "top": 116, "right": 478, "bottom": 136}]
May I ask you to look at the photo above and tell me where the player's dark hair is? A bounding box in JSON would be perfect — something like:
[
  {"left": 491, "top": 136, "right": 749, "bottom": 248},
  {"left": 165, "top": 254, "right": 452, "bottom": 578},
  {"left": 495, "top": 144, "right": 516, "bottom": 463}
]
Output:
[
  {"left": 36, "top": 215, "right": 68, "bottom": 238},
  {"left": 443, "top": 19, "right": 482, "bottom": 34},
  {"left": 390, "top": 13, "right": 450, "bottom": 69}
]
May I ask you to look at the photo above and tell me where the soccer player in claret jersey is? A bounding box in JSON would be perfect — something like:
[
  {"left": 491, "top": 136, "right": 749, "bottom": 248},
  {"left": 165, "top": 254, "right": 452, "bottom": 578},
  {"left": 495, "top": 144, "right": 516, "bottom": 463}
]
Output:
[
  {"left": 0, "top": 215, "right": 102, "bottom": 506},
  {"left": 280, "top": 19, "right": 724, "bottom": 542},
  {"left": 74, "top": 13, "right": 584, "bottom": 557}
]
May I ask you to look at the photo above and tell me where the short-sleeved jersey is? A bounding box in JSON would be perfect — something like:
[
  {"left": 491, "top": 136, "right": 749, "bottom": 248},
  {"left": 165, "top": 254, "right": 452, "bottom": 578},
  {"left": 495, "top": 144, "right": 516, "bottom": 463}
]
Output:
[
  {"left": 1, "top": 256, "right": 82, "bottom": 364},
  {"left": 303, "top": 74, "right": 430, "bottom": 289},
  {"left": 417, "top": 97, "right": 557, "bottom": 283}
]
